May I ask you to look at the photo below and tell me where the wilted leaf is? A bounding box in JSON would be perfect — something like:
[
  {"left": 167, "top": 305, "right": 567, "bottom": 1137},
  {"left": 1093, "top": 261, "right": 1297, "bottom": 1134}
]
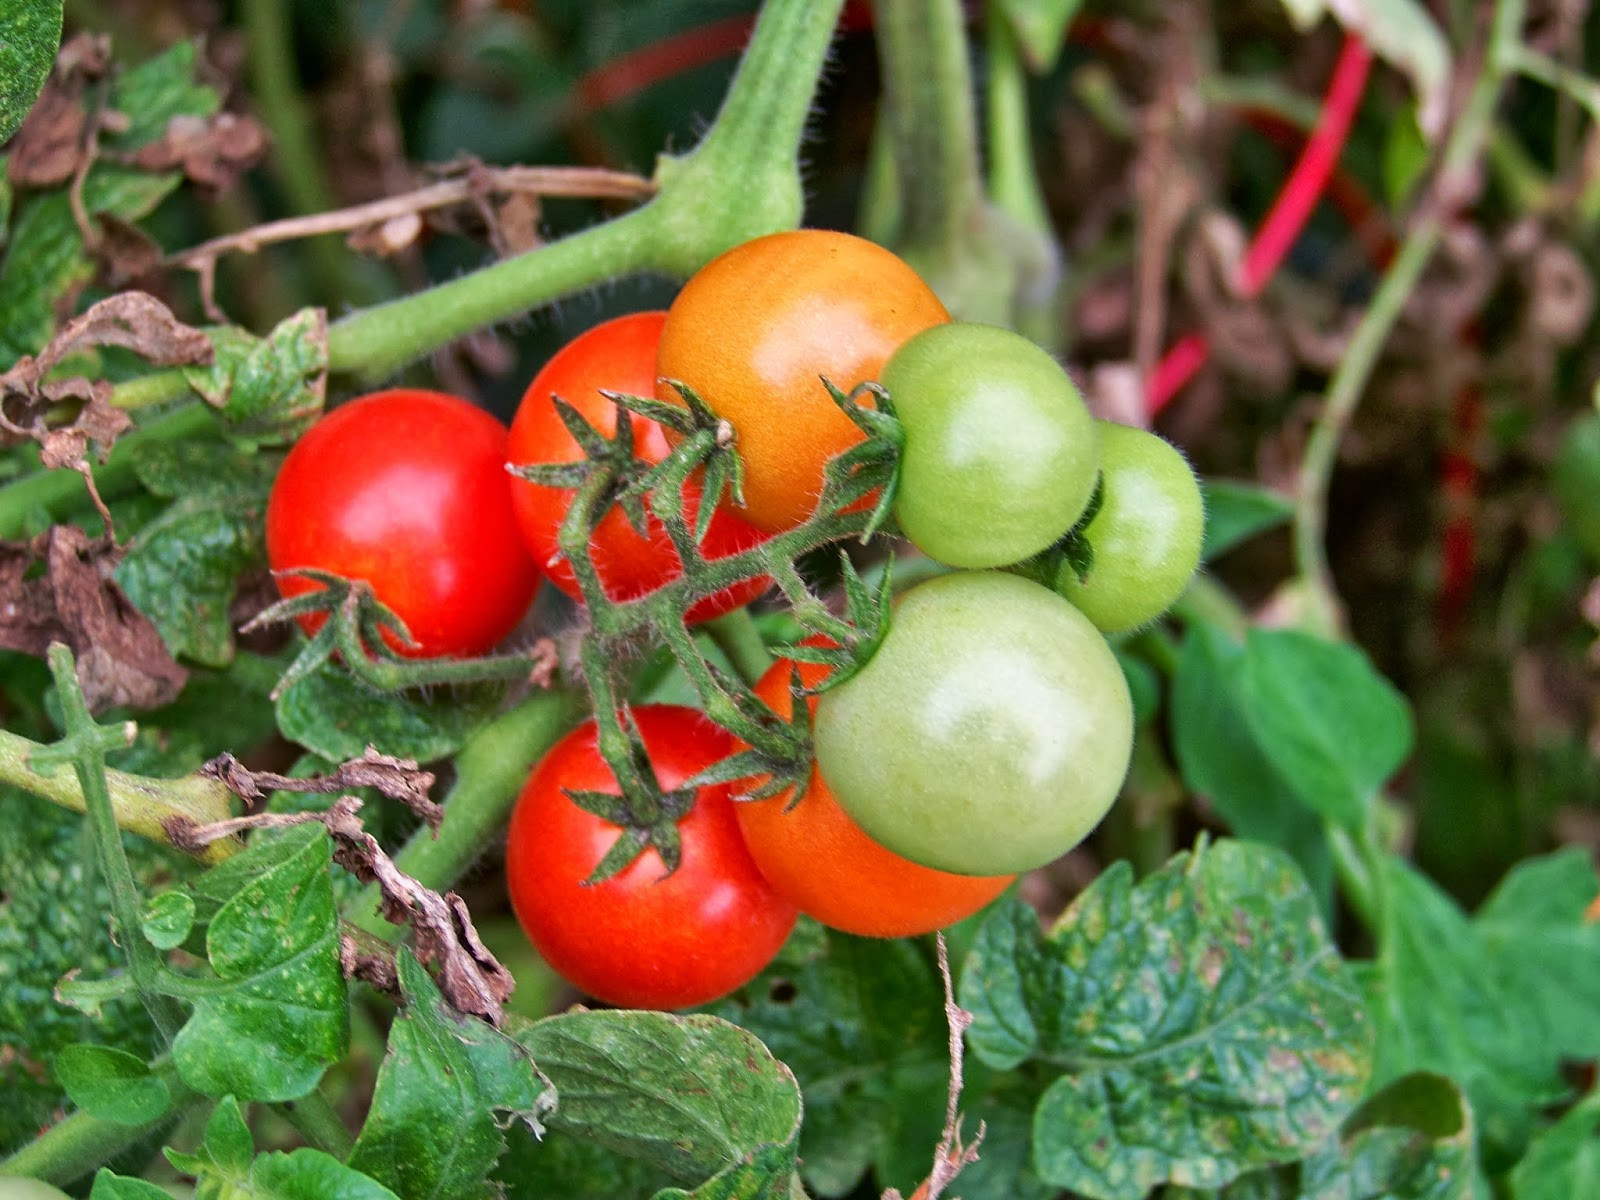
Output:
[
  {"left": 128, "top": 111, "right": 268, "bottom": 192},
  {"left": 4, "top": 29, "right": 100, "bottom": 188},
  {"left": 183, "top": 308, "right": 327, "bottom": 442}
]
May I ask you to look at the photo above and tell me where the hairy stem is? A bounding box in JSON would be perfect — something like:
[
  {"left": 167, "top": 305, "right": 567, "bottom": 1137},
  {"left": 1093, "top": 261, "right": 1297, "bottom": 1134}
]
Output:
[{"left": 275, "top": 1087, "right": 355, "bottom": 1158}]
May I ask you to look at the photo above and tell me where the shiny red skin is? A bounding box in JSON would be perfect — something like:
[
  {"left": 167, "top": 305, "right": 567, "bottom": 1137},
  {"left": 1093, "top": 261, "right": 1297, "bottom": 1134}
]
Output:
[
  {"left": 507, "top": 312, "right": 769, "bottom": 624},
  {"left": 266, "top": 388, "right": 539, "bottom": 658},
  {"left": 505, "top": 705, "right": 797, "bottom": 1010}
]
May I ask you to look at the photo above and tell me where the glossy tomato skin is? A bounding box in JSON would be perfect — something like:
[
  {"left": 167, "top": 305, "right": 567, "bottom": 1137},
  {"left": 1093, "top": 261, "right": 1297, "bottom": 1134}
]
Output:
[
  {"left": 1053, "top": 421, "right": 1205, "bottom": 633},
  {"left": 508, "top": 312, "right": 770, "bottom": 623},
  {"left": 813, "top": 571, "right": 1133, "bottom": 877},
  {"left": 884, "top": 323, "right": 1100, "bottom": 569},
  {"left": 505, "top": 706, "right": 797, "bottom": 1010},
  {"left": 266, "top": 389, "right": 538, "bottom": 658},
  {"left": 656, "top": 230, "right": 949, "bottom": 532},
  {"left": 736, "top": 648, "right": 1013, "bottom": 938}
]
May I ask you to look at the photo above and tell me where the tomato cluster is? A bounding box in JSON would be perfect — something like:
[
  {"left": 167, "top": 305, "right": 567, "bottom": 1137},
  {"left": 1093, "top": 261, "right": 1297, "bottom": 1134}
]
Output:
[{"left": 265, "top": 228, "right": 1204, "bottom": 1012}]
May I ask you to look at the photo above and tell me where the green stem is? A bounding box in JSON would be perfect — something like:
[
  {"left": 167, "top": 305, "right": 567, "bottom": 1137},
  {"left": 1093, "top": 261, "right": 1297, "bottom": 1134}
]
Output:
[
  {"left": 275, "top": 1088, "right": 354, "bottom": 1158},
  {"left": 345, "top": 688, "right": 585, "bottom": 941},
  {"left": 0, "top": 1058, "right": 196, "bottom": 1186},
  {"left": 1292, "top": 0, "right": 1526, "bottom": 631},
  {"left": 702, "top": 608, "right": 774, "bottom": 685},
  {"left": 0, "top": 726, "right": 240, "bottom": 863},
  {"left": 327, "top": 0, "right": 843, "bottom": 381},
  {"left": 1328, "top": 823, "right": 1381, "bottom": 936},
  {"left": 1170, "top": 571, "right": 1249, "bottom": 640}
]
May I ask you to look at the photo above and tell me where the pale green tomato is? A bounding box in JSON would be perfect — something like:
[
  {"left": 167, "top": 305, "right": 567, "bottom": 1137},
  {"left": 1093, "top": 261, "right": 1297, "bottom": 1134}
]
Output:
[
  {"left": 812, "top": 571, "right": 1133, "bottom": 876},
  {"left": 1055, "top": 421, "right": 1204, "bottom": 633},
  {"left": 884, "top": 323, "right": 1099, "bottom": 568},
  {"left": 0, "top": 1180, "right": 75, "bottom": 1200}
]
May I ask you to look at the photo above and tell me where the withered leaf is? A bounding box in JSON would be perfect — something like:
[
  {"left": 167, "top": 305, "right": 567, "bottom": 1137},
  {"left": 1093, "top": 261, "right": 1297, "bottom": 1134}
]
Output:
[
  {"left": 0, "top": 526, "right": 187, "bottom": 711},
  {"left": 5, "top": 33, "right": 111, "bottom": 190},
  {"left": 128, "top": 111, "right": 268, "bottom": 193}
]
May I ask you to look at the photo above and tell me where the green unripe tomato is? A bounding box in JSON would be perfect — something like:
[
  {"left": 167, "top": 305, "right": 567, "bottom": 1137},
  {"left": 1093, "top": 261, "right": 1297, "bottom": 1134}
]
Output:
[
  {"left": 1054, "top": 421, "right": 1204, "bottom": 633},
  {"left": 0, "top": 1180, "right": 76, "bottom": 1199},
  {"left": 884, "top": 323, "right": 1099, "bottom": 568},
  {"left": 812, "top": 571, "right": 1133, "bottom": 876},
  {"left": 1554, "top": 411, "right": 1600, "bottom": 562}
]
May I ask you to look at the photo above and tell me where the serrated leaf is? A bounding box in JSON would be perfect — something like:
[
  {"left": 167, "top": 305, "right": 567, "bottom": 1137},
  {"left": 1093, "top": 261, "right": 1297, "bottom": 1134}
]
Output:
[
  {"left": 54, "top": 1045, "right": 170, "bottom": 1125},
  {"left": 348, "top": 951, "right": 553, "bottom": 1199},
  {"left": 1200, "top": 480, "right": 1292, "bottom": 562},
  {"left": 115, "top": 441, "right": 278, "bottom": 666},
  {"left": 702, "top": 926, "right": 949, "bottom": 1197},
  {"left": 517, "top": 1009, "right": 802, "bottom": 1192},
  {"left": 172, "top": 824, "right": 347, "bottom": 1102},
  {"left": 0, "top": 42, "right": 217, "bottom": 367},
  {"left": 139, "top": 889, "right": 195, "bottom": 950},
  {"left": 0, "top": 0, "right": 63, "bottom": 144},
  {"left": 992, "top": 0, "right": 1084, "bottom": 72},
  {"left": 275, "top": 660, "right": 501, "bottom": 761},
  {"left": 1358, "top": 855, "right": 1564, "bottom": 1157},
  {"left": 959, "top": 841, "right": 1372, "bottom": 1200},
  {"left": 1510, "top": 1092, "right": 1600, "bottom": 1200},
  {"left": 165, "top": 1095, "right": 253, "bottom": 1181},
  {"left": 1171, "top": 625, "right": 1333, "bottom": 914},
  {"left": 1237, "top": 629, "right": 1413, "bottom": 831},
  {"left": 182, "top": 309, "right": 328, "bottom": 442}
]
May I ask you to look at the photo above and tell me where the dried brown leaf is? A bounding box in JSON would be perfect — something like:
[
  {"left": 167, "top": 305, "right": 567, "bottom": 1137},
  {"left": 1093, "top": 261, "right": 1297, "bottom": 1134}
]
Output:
[
  {"left": 128, "top": 112, "right": 269, "bottom": 193},
  {"left": 4, "top": 34, "right": 111, "bottom": 190},
  {"left": 200, "top": 746, "right": 440, "bottom": 827}
]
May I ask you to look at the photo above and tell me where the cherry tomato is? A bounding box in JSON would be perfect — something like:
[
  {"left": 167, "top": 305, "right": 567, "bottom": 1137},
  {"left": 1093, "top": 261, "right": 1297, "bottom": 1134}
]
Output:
[
  {"left": 656, "top": 230, "right": 949, "bottom": 532},
  {"left": 508, "top": 312, "right": 770, "bottom": 623},
  {"left": 884, "top": 323, "right": 1100, "bottom": 568},
  {"left": 735, "top": 646, "right": 1013, "bottom": 938},
  {"left": 504, "top": 705, "right": 797, "bottom": 1010},
  {"left": 1054, "top": 421, "right": 1204, "bottom": 633},
  {"left": 813, "top": 571, "right": 1133, "bottom": 876},
  {"left": 266, "top": 388, "right": 538, "bottom": 658}
]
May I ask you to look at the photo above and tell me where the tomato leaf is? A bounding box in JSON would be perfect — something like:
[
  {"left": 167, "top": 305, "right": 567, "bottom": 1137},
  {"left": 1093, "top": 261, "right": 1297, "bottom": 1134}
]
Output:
[
  {"left": 0, "top": 0, "right": 63, "bottom": 145},
  {"left": 165, "top": 1095, "right": 254, "bottom": 1182},
  {"left": 516, "top": 1009, "right": 802, "bottom": 1193},
  {"left": 1170, "top": 624, "right": 1334, "bottom": 914},
  {"left": 701, "top": 924, "right": 952, "bottom": 1197},
  {"left": 54, "top": 1044, "right": 171, "bottom": 1126},
  {"left": 89, "top": 1172, "right": 174, "bottom": 1199},
  {"left": 1510, "top": 1091, "right": 1600, "bottom": 1200},
  {"left": 1198, "top": 479, "right": 1292, "bottom": 562},
  {"left": 248, "top": 1149, "right": 401, "bottom": 1199},
  {"left": 171, "top": 823, "right": 347, "bottom": 1102},
  {"left": 347, "top": 951, "right": 553, "bottom": 1198},
  {"left": 991, "top": 0, "right": 1085, "bottom": 72},
  {"left": 114, "top": 440, "right": 279, "bottom": 667},
  {"left": 959, "top": 839, "right": 1373, "bottom": 1200},
  {"left": 182, "top": 309, "right": 328, "bottom": 443},
  {"left": 1237, "top": 628, "right": 1413, "bottom": 832},
  {"left": 138, "top": 889, "right": 195, "bottom": 951},
  {"left": 275, "top": 660, "right": 502, "bottom": 761}
]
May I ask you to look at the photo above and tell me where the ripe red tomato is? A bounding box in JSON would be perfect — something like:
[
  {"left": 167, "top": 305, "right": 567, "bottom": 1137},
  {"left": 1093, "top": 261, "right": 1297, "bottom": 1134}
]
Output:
[
  {"left": 656, "top": 230, "right": 949, "bottom": 532},
  {"left": 266, "top": 388, "right": 538, "bottom": 658},
  {"left": 505, "top": 705, "right": 797, "bottom": 1009},
  {"left": 507, "top": 312, "right": 770, "bottom": 623},
  {"left": 734, "top": 646, "right": 1014, "bottom": 938}
]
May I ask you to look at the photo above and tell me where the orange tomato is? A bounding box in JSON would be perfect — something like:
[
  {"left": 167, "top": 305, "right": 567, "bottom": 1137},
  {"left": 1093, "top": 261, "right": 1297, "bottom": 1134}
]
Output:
[
  {"left": 733, "top": 647, "right": 1013, "bottom": 938},
  {"left": 656, "top": 230, "right": 949, "bottom": 532}
]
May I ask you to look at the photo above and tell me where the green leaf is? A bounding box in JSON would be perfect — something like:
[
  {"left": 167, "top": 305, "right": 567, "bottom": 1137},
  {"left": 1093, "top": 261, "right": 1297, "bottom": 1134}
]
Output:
[
  {"left": 88, "top": 1172, "right": 172, "bottom": 1200},
  {"left": 249, "top": 1149, "right": 402, "bottom": 1199},
  {"left": 1170, "top": 625, "right": 1333, "bottom": 913},
  {"left": 1238, "top": 629, "right": 1413, "bottom": 831},
  {"left": 1200, "top": 480, "right": 1292, "bottom": 562},
  {"left": 1358, "top": 855, "right": 1565, "bottom": 1157},
  {"left": 959, "top": 841, "right": 1373, "bottom": 1200},
  {"left": 275, "top": 661, "right": 501, "bottom": 762},
  {"left": 702, "top": 924, "right": 950, "bottom": 1197},
  {"left": 517, "top": 1009, "right": 802, "bottom": 1193},
  {"left": 53, "top": 1045, "right": 170, "bottom": 1125},
  {"left": 115, "top": 441, "right": 279, "bottom": 666},
  {"left": 991, "top": 0, "right": 1084, "bottom": 72},
  {"left": 1275, "top": 0, "right": 1449, "bottom": 135},
  {"left": 348, "top": 951, "right": 554, "bottom": 1199},
  {"left": 139, "top": 890, "right": 195, "bottom": 951},
  {"left": 1381, "top": 106, "right": 1429, "bottom": 212},
  {"left": 183, "top": 310, "right": 328, "bottom": 443},
  {"left": 165, "top": 1095, "right": 253, "bottom": 1181},
  {"left": 0, "top": 42, "right": 218, "bottom": 366},
  {"left": 172, "top": 824, "right": 347, "bottom": 1102},
  {"left": 0, "top": 0, "right": 63, "bottom": 144},
  {"left": 1511, "top": 1093, "right": 1600, "bottom": 1200}
]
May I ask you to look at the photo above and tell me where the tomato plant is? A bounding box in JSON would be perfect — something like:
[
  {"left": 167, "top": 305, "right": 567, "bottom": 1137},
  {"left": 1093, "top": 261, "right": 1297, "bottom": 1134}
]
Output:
[
  {"left": 813, "top": 571, "right": 1134, "bottom": 876},
  {"left": 734, "top": 646, "right": 1014, "bottom": 937},
  {"left": 884, "top": 322, "right": 1100, "bottom": 568},
  {"left": 504, "top": 705, "right": 797, "bottom": 1010},
  {"left": 655, "top": 229, "right": 949, "bottom": 532},
  {"left": 266, "top": 389, "right": 539, "bottom": 658},
  {"left": 1054, "top": 421, "right": 1205, "bottom": 633},
  {"left": 507, "top": 311, "right": 771, "bottom": 623}
]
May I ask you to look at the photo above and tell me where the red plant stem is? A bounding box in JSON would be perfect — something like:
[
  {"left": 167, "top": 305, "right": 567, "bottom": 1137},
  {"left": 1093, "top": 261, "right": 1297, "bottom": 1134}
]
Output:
[
  {"left": 1146, "top": 34, "right": 1373, "bottom": 416},
  {"left": 1436, "top": 323, "right": 1484, "bottom": 642}
]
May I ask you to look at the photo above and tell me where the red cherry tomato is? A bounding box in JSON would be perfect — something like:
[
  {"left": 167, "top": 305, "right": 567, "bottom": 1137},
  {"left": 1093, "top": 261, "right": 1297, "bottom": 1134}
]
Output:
[
  {"left": 734, "top": 646, "right": 1014, "bottom": 938},
  {"left": 505, "top": 705, "right": 797, "bottom": 1009},
  {"left": 266, "top": 388, "right": 538, "bottom": 658},
  {"left": 507, "top": 312, "right": 770, "bottom": 624}
]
